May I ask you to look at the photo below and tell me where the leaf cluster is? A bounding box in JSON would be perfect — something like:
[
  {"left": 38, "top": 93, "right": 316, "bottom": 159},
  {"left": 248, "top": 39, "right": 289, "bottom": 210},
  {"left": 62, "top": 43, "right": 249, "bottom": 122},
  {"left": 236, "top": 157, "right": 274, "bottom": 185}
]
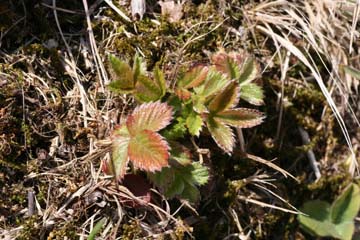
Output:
[{"left": 298, "top": 183, "right": 360, "bottom": 240}]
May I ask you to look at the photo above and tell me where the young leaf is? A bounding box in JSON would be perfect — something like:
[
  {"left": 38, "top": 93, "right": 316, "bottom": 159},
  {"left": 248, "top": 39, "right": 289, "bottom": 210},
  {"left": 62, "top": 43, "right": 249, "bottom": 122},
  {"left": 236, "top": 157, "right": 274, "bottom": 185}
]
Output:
[
  {"left": 133, "top": 53, "right": 146, "bottom": 82},
  {"left": 194, "top": 69, "right": 229, "bottom": 99},
  {"left": 208, "top": 81, "right": 239, "bottom": 113},
  {"left": 128, "top": 130, "right": 169, "bottom": 172},
  {"left": 186, "top": 111, "right": 203, "bottom": 136},
  {"left": 177, "top": 65, "right": 208, "bottom": 89},
  {"left": 108, "top": 55, "right": 135, "bottom": 92},
  {"left": 212, "top": 51, "right": 240, "bottom": 79},
  {"left": 111, "top": 125, "right": 131, "bottom": 180},
  {"left": 214, "top": 108, "right": 264, "bottom": 128},
  {"left": 238, "top": 57, "right": 258, "bottom": 85},
  {"left": 126, "top": 101, "right": 173, "bottom": 135},
  {"left": 135, "top": 74, "right": 164, "bottom": 102},
  {"left": 207, "top": 116, "right": 235, "bottom": 153},
  {"left": 240, "top": 83, "right": 264, "bottom": 106},
  {"left": 153, "top": 65, "right": 166, "bottom": 97},
  {"left": 330, "top": 183, "right": 360, "bottom": 224}
]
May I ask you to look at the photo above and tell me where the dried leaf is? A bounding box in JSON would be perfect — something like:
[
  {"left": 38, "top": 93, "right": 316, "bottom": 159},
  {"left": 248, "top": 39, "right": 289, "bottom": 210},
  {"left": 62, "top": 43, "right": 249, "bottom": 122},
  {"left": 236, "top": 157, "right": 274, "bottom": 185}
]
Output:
[
  {"left": 158, "top": 1, "right": 183, "bottom": 23},
  {"left": 131, "top": 0, "right": 146, "bottom": 20},
  {"left": 207, "top": 116, "right": 235, "bottom": 153},
  {"left": 208, "top": 81, "right": 240, "bottom": 113},
  {"left": 214, "top": 108, "right": 264, "bottom": 128},
  {"left": 128, "top": 130, "right": 170, "bottom": 172},
  {"left": 126, "top": 101, "right": 173, "bottom": 135}
]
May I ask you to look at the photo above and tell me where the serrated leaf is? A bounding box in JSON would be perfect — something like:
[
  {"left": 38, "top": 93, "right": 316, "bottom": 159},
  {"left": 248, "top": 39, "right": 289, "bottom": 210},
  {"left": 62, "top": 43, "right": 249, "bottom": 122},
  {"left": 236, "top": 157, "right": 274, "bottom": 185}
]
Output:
[
  {"left": 331, "top": 183, "right": 360, "bottom": 224},
  {"left": 111, "top": 125, "right": 131, "bottom": 180},
  {"left": 108, "top": 55, "right": 135, "bottom": 91},
  {"left": 207, "top": 116, "right": 235, "bottom": 153},
  {"left": 149, "top": 161, "right": 209, "bottom": 202},
  {"left": 194, "top": 68, "right": 229, "bottom": 99},
  {"left": 208, "top": 81, "right": 239, "bottom": 113},
  {"left": 135, "top": 74, "right": 164, "bottom": 102},
  {"left": 175, "top": 88, "right": 192, "bottom": 100},
  {"left": 214, "top": 108, "right": 264, "bottom": 128},
  {"left": 177, "top": 65, "right": 208, "bottom": 89},
  {"left": 212, "top": 52, "right": 239, "bottom": 79},
  {"left": 238, "top": 57, "right": 258, "bottom": 85},
  {"left": 128, "top": 130, "right": 169, "bottom": 172},
  {"left": 126, "top": 101, "right": 173, "bottom": 135},
  {"left": 186, "top": 111, "right": 203, "bottom": 136},
  {"left": 192, "top": 94, "right": 207, "bottom": 113},
  {"left": 153, "top": 65, "right": 166, "bottom": 96},
  {"left": 240, "top": 83, "right": 264, "bottom": 105},
  {"left": 165, "top": 176, "right": 185, "bottom": 197}
]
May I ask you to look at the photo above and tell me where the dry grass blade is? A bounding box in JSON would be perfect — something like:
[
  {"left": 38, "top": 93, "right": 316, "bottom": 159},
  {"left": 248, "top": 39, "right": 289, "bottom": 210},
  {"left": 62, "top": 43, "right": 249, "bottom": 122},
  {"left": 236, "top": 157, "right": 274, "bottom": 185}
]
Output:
[{"left": 245, "top": 153, "right": 298, "bottom": 181}]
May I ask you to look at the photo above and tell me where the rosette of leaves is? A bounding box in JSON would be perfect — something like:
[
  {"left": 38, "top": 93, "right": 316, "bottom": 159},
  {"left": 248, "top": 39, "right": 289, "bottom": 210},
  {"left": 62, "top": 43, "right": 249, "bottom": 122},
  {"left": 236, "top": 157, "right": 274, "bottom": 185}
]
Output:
[
  {"left": 104, "top": 101, "right": 173, "bottom": 180},
  {"left": 108, "top": 54, "right": 166, "bottom": 102},
  {"left": 298, "top": 183, "right": 360, "bottom": 240},
  {"left": 148, "top": 143, "right": 209, "bottom": 202},
  {"left": 175, "top": 51, "right": 265, "bottom": 153}
]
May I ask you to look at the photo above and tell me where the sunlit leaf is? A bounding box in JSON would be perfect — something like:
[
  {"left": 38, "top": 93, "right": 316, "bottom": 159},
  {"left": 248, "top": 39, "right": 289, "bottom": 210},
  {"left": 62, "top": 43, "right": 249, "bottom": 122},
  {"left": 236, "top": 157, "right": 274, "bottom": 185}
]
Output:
[
  {"left": 207, "top": 116, "right": 235, "bottom": 153},
  {"left": 108, "top": 55, "right": 135, "bottom": 92},
  {"left": 212, "top": 51, "right": 240, "bottom": 79},
  {"left": 177, "top": 65, "right": 208, "bottom": 89},
  {"left": 135, "top": 74, "right": 164, "bottom": 102},
  {"left": 186, "top": 111, "right": 203, "bottom": 136},
  {"left": 175, "top": 88, "right": 192, "bottom": 100},
  {"left": 126, "top": 101, "right": 173, "bottom": 135},
  {"left": 111, "top": 125, "right": 131, "bottom": 180},
  {"left": 208, "top": 81, "right": 239, "bottom": 113},
  {"left": 128, "top": 130, "right": 169, "bottom": 172},
  {"left": 331, "top": 183, "right": 360, "bottom": 224},
  {"left": 238, "top": 57, "right": 258, "bottom": 85},
  {"left": 194, "top": 68, "right": 229, "bottom": 99},
  {"left": 133, "top": 53, "right": 147, "bottom": 82},
  {"left": 153, "top": 65, "right": 167, "bottom": 97},
  {"left": 214, "top": 108, "right": 264, "bottom": 128},
  {"left": 240, "top": 83, "right": 264, "bottom": 105}
]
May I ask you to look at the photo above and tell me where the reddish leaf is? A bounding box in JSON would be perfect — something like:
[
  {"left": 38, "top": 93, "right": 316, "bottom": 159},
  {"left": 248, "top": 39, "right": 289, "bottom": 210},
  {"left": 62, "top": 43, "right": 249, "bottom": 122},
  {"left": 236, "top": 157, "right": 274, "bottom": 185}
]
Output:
[
  {"left": 127, "top": 101, "right": 173, "bottom": 135},
  {"left": 178, "top": 65, "right": 208, "bottom": 89},
  {"left": 207, "top": 117, "right": 235, "bottom": 154},
  {"left": 111, "top": 125, "right": 131, "bottom": 180},
  {"left": 214, "top": 108, "right": 264, "bottom": 128},
  {"left": 208, "top": 81, "right": 240, "bottom": 113},
  {"left": 128, "top": 130, "right": 170, "bottom": 172}
]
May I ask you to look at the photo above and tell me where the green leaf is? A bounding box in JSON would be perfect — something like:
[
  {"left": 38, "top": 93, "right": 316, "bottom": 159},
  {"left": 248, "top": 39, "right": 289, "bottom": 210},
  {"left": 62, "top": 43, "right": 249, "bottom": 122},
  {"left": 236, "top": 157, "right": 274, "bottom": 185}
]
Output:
[
  {"left": 194, "top": 68, "right": 229, "bottom": 99},
  {"left": 238, "top": 57, "right": 258, "bottom": 85},
  {"left": 186, "top": 111, "right": 203, "bottom": 136},
  {"left": 208, "top": 81, "right": 239, "bottom": 113},
  {"left": 212, "top": 52, "right": 239, "bottom": 79},
  {"left": 126, "top": 101, "right": 173, "bottom": 135},
  {"left": 153, "top": 65, "right": 166, "bottom": 97},
  {"left": 334, "top": 221, "right": 355, "bottom": 240},
  {"left": 343, "top": 65, "right": 360, "bottom": 79},
  {"left": 128, "top": 130, "right": 169, "bottom": 172},
  {"left": 149, "top": 161, "right": 209, "bottom": 202},
  {"left": 111, "top": 125, "right": 131, "bottom": 180},
  {"left": 240, "top": 83, "right": 264, "bottom": 106},
  {"left": 108, "top": 55, "right": 135, "bottom": 92},
  {"left": 298, "top": 200, "right": 335, "bottom": 237},
  {"left": 88, "top": 218, "right": 106, "bottom": 240},
  {"left": 162, "top": 116, "right": 187, "bottom": 140},
  {"left": 135, "top": 74, "right": 164, "bottom": 102},
  {"left": 207, "top": 116, "right": 235, "bottom": 154},
  {"left": 133, "top": 53, "right": 146, "bottom": 82},
  {"left": 177, "top": 65, "right": 208, "bottom": 89},
  {"left": 331, "top": 183, "right": 360, "bottom": 224},
  {"left": 214, "top": 108, "right": 264, "bottom": 128}
]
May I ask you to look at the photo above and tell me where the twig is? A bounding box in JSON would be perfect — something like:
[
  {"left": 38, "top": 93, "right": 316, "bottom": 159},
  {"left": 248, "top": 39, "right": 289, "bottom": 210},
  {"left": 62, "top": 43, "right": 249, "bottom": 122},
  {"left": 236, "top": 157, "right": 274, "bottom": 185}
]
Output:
[
  {"left": 298, "top": 126, "right": 321, "bottom": 180},
  {"left": 104, "top": 0, "right": 131, "bottom": 22}
]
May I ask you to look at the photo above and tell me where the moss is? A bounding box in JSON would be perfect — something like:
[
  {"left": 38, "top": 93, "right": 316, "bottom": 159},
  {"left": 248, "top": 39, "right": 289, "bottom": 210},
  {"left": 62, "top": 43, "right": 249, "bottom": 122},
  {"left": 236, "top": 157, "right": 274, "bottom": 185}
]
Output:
[{"left": 121, "top": 220, "right": 142, "bottom": 239}]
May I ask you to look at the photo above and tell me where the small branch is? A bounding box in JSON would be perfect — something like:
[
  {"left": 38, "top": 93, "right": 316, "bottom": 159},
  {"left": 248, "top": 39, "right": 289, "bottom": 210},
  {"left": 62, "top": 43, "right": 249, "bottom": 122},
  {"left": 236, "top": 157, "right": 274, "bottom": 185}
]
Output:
[{"left": 298, "top": 126, "right": 321, "bottom": 180}]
